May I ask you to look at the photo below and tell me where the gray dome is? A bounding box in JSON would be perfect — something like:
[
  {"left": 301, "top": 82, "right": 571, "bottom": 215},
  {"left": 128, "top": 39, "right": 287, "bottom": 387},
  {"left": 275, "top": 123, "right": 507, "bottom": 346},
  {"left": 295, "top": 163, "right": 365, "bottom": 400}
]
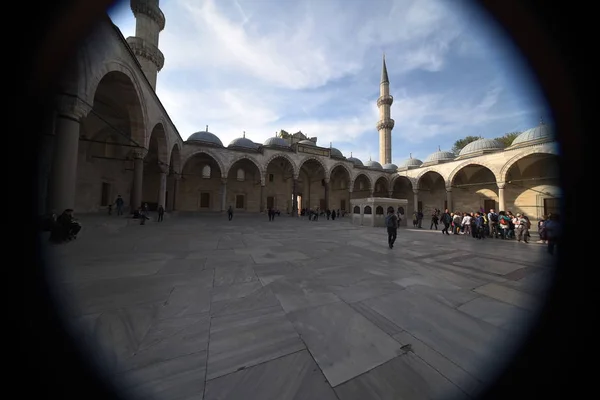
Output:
[
  {"left": 511, "top": 122, "right": 554, "bottom": 146},
  {"left": 347, "top": 156, "right": 363, "bottom": 166},
  {"left": 187, "top": 130, "right": 223, "bottom": 146},
  {"left": 330, "top": 147, "right": 344, "bottom": 158},
  {"left": 459, "top": 138, "right": 505, "bottom": 156},
  {"left": 424, "top": 150, "right": 455, "bottom": 163},
  {"left": 365, "top": 159, "right": 383, "bottom": 169},
  {"left": 298, "top": 139, "right": 316, "bottom": 146},
  {"left": 399, "top": 156, "right": 423, "bottom": 168},
  {"left": 228, "top": 137, "right": 258, "bottom": 150},
  {"left": 382, "top": 163, "right": 398, "bottom": 171},
  {"left": 263, "top": 137, "right": 289, "bottom": 148}
]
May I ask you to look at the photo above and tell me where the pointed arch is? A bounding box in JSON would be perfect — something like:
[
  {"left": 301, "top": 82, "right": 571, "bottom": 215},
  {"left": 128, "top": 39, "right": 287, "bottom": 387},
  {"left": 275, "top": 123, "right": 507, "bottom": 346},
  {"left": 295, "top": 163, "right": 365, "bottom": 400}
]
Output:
[
  {"left": 168, "top": 143, "right": 182, "bottom": 174},
  {"left": 352, "top": 172, "right": 373, "bottom": 190},
  {"left": 415, "top": 167, "right": 446, "bottom": 190},
  {"left": 225, "top": 154, "right": 264, "bottom": 182},
  {"left": 390, "top": 174, "right": 417, "bottom": 189},
  {"left": 265, "top": 153, "right": 299, "bottom": 178},
  {"left": 298, "top": 156, "right": 328, "bottom": 176},
  {"left": 500, "top": 146, "right": 560, "bottom": 182},
  {"left": 182, "top": 149, "right": 227, "bottom": 177},
  {"left": 448, "top": 161, "right": 500, "bottom": 186},
  {"left": 327, "top": 161, "right": 353, "bottom": 180},
  {"left": 147, "top": 122, "right": 169, "bottom": 165}
]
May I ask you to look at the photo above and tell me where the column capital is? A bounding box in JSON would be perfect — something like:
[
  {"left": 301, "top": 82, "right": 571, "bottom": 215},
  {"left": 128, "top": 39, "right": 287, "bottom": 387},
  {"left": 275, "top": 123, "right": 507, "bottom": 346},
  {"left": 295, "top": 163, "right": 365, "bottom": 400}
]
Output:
[
  {"left": 56, "top": 94, "right": 91, "bottom": 121},
  {"left": 221, "top": 178, "right": 228, "bottom": 185},
  {"left": 445, "top": 186, "right": 452, "bottom": 192},
  {"left": 497, "top": 182, "right": 506, "bottom": 189},
  {"left": 348, "top": 188, "right": 353, "bottom": 193},
  {"left": 170, "top": 172, "right": 181, "bottom": 181},
  {"left": 132, "top": 148, "right": 148, "bottom": 159},
  {"left": 388, "top": 190, "right": 394, "bottom": 197},
  {"left": 158, "top": 163, "right": 169, "bottom": 174},
  {"left": 413, "top": 189, "right": 419, "bottom": 195},
  {"left": 324, "top": 178, "right": 330, "bottom": 184}
]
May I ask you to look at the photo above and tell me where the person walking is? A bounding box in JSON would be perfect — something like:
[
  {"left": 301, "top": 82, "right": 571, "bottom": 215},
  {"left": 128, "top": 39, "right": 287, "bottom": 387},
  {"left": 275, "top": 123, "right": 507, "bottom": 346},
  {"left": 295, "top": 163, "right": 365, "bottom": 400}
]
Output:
[
  {"left": 157, "top": 204, "right": 165, "bottom": 222},
  {"left": 440, "top": 209, "right": 452, "bottom": 235},
  {"left": 227, "top": 205, "right": 233, "bottom": 221},
  {"left": 385, "top": 206, "right": 399, "bottom": 249}
]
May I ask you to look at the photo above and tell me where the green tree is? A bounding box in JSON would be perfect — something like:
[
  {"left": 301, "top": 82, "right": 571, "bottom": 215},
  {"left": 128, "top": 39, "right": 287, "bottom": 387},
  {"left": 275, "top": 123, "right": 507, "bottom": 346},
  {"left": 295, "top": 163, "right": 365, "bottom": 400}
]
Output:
[
  {"left": 451, "top": 135, "right": 482, "bottom": 154},
  {"left": 494, "top": 131, "right": 522, "bottom": 147}
]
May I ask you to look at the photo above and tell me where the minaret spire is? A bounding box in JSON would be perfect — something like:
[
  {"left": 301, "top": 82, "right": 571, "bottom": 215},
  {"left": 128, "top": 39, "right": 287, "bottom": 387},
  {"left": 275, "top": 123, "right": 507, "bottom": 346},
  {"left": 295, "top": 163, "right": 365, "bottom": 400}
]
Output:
[{"left": 377, "top": 55, "right": 394, "bottom": 165}]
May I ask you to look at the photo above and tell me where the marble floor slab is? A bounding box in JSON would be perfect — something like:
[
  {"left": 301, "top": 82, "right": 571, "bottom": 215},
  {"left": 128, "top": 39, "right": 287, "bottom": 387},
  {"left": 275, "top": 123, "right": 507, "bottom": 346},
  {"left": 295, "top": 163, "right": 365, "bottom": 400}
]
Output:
[
  {"left": 473, "top": 282, "right": 542, "bottom": 311},
  {"left": 204, "top": 350, "right": 337, "bottom": 400},
  {"left": 206, "top": 305, "right": 305, "bottom": 380},
  {"left": 287, "top": 302, "right": 403, "bottom": 387},
  {"left": 458, "top": 296, "right": 535, "bottom": 332},
  {"left": 213, "top": 265, "right": 257, "bottom": 287},
  {"left": 265, "top": 275, "right": 342, "bottom": 313}
]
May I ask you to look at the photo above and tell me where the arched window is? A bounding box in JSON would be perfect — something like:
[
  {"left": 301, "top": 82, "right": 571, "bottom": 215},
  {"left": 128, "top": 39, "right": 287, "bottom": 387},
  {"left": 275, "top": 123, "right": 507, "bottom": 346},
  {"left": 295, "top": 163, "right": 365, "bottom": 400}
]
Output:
[
  {"left": 353, "top": 205, "right": 360, "bottom": 214},
  {"left": 398, "top": 206, "right": 405, "bottom": 215},
  {"left": 340, "top": 180, "right": 346, "bottom": 190},
  {"left": 202, "top": 165, "right": 211, "bottom": 179},
  {"left": 376, "top": 184, "right": 381, "bottom": 192},
  {"left": 359, "top": 181, "right": 365, "bottom": 191},
  {"left": 364, "top": 206, "right": 372, "bottom": 214},
  {"left": 236, "top": 168, "right": 245, "bottom": 182},
  {"left": 376, "top": 206, "right": 384, "bottom": 215}
]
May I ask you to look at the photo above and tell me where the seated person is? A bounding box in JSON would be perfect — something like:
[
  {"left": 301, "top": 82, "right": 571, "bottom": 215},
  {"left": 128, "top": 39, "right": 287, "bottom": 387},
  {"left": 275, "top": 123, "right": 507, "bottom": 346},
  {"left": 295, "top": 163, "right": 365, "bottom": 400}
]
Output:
[{"left": 50, "top": 209, "right": 81, "bottom": 242}]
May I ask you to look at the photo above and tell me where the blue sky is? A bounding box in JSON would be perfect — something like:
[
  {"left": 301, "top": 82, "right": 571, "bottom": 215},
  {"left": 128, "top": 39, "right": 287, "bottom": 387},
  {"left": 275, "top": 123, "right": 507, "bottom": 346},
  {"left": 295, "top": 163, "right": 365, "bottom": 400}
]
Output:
[{"left": 108, "top": 0, "right": 550, "bottom": 165}]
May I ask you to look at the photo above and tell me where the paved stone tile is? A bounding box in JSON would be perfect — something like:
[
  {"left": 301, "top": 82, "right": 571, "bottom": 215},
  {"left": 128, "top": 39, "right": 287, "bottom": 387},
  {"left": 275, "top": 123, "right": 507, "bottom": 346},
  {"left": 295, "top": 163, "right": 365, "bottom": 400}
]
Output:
[
  {"left": 265, "top": 275, "right": 342, "bottom": 313},
  {"left": 452, "top": 257, "right": 528, "bottom": 276},
  {"left": 204, "top": 350, "right": 337, "bottom": 400},
  {"left": 334, "top": 353, "right": 468, "bottom": 400},
  {"left": 348, "top": 302, "right": 404, "bottom": 336},
  {"left": 157, "top": 258, "right": 207, "bottom": 275},
  {"left": 210, "top": 285, "right": 281, "bottom": 318},
  {"left": 458, "top": 296, "right": 535, "bottom": 332},
  {"left": 112, "top": 351, "right": 206, "bottom": 400},
  {"left": 157, "top": 284, "right": 212, "bottom": 319},
  {"left": 213, "top": 265, "right": 257, "bottom": 287},
  {"left": 211, "top": 281, "right": 264, "bottom": 303},
  {"left": 473, "top": 282, "right": 542, "bottom": 311},
  {"left": 405, "top": 284, "right": 480, "bottom": 309},
  {"left": 206, "top": 305, "right": 305, "bottom": 380},
  {"left": 248, "top": 249, "right": 310, "bottom": 264},
  {"left": 287, "top": 302, "right": 403, "bottom": 387}
]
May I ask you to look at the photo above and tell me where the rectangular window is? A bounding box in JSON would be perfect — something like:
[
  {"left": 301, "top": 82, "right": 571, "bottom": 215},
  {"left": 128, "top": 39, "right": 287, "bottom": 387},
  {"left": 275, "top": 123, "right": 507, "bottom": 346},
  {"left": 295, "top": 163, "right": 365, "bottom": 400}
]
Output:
[
  {"left": 100, "top": 182, "right": 110, "bottom": 206},
  {"left": 269, "top": 174, "right": 274, "bottom": 183},
  {"left": 543, "top": 197, "right": 560, "bottom": 216},
  {"left": 200, "top": 192, "right": 210, "bottom": 208},
  {"left": 235, "top": 195, "right": 244, "bottom": 209},
  {"left": 340, "top": 199, "right": 346, "bottom": 211}
]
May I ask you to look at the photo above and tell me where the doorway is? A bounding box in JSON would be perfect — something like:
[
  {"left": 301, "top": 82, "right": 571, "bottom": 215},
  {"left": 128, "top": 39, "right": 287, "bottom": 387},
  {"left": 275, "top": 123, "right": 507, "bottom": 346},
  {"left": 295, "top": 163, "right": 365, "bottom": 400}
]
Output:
[
  {"left": 484, "top": 199, "right": 495, "bottom": 213},
  {"left": 267, "top": 196, "right": 275, "bottom": 209},
  {"left": 101, "top": 182, "right": 111, "bottom": 207},
  {"left": 235, "top": 194, "right": 244, "bottom": 209}
]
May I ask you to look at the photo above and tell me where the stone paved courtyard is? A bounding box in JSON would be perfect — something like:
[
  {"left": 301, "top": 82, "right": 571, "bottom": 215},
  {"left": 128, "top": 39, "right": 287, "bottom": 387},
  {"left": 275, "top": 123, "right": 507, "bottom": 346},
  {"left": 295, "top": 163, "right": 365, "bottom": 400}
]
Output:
[{"left": 44, "top": 213, "right": 556, "bottom": 400}]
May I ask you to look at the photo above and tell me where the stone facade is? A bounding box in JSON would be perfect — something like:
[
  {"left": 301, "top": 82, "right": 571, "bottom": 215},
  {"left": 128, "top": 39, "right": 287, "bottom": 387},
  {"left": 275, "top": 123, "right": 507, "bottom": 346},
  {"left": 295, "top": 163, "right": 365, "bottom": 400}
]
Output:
[
  {"left": 41, "top": 3, "right": 561, "bottom": 233},
  {"left": 350, "top": 198, "right": 409, "bottom": 227}
]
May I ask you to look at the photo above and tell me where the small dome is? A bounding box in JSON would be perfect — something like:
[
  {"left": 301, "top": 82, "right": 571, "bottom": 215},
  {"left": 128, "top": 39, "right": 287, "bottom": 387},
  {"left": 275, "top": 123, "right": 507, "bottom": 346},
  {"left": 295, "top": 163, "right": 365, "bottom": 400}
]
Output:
[
  {"left": 228, "top": 136, "right": 258, "bottom": 150},
  {"left": 382, "top": 163, "right": 398, "bottom": 171},
  {"left": 511, "top": 122, "right": 555, "bottom": 146},
  {"left": 459, "top": 138, "right": 505, "bottom": 156},
  {"left": 187, "top": 129, "right": 223, "bottom": 146},
  {"left": 365, "top": 159, "right": 383, "bottom": 169},
  {"left": 298, "top": 139, "right": 316, "bottom": 146},
  {"left": 330, "top": 147, "right": 344, "bottom": 158},
  {"left": 347, "top": 155, "right": 363, "bottom": 166},
  {"left": 399, "top": 156, "right": 423, "bottom": 168},
  {"left": 424, "top": 149, "right": 455, "bottom": 163},
  {"left": 263, "top": 137, "right": 289, "bottom": 148}
]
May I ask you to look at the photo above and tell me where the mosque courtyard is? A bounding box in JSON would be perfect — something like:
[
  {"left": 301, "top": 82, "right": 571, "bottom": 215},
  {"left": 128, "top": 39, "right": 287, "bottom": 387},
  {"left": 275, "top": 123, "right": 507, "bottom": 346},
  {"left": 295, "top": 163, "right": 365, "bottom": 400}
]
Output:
[{"left": 45, "top": 213, "right": 555, "bottom": 400}]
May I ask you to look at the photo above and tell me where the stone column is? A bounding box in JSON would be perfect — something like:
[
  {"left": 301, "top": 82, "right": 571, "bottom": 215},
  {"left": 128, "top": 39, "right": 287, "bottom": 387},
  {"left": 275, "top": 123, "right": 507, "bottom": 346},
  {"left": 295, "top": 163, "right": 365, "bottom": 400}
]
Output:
[
  {"left": 388, "top": 190, "right": 394, "bottom": 198},
  {"left": 498, "top": 182, "right": 506, "bottom": 212},
  {"left": 347, "top": 188, "right": 352, "bottom": 214},
  {"left": 413, "top": 190, "right": 419, "bottom": 214},
  {"left": 220, "top": 178, "right": 227, "bottom": 211},
  {"left": 324, "top": 178, "right": 330, "bottom": 210},
  {"left": 260, "top": 183, "right": 265, "bottom": 213},
  {"left": 131, "top": 149, "right": 147, "bottom": 212},
  {"left": 172, "top": 173, "right": 180, "bottom": 211},
  {"left": 446, "top": 186, "right": 453, "bottom": 212},
  {"left": 48, "top": 95, "right": 90, "bottom": 212},
  {"left": 157, "top": 164, "right": 168, "bottom": 208},
  {"left": 292, "top": 178, "right": 298, "bottom": 216}
]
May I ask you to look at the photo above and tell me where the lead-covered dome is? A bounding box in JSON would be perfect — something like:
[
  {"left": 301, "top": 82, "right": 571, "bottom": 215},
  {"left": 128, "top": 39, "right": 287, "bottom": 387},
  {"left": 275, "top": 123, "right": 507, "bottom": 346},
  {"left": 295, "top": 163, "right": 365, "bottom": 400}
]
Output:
[
  {"left": 424, "top": 149, "right": 455, "bottom": 164},
  {"left": 459, "top": 138, "right": 504, "bottom": 157},
  {"left": 330, "top": 147, "right": 344, "bottom": 158},
  {"left": 187, "top": 128, "right": 223, "bottom": 147},
  {"left": 365, "top": 159, "right": 383, "bottom": 169},
  {"left": 382, "top": 163, "right": 398, "bottom": 172},
  {"left": 511, "top": 121, "right": 554, "bottom": 147},
  {"left": 399, "top": 155, "right": 423, "bottom": 169},
  {"left": 263, "top": 137, "right": 289, "bottom": 148},
  {"left": 298, "top": 139, "right": 316, "bottom": 146},
  {"left": 228, "top": 136, "right": 258, "bottom": 150},
  {"left": 347, "top": 154, "right": 363, "bottom": 166}
]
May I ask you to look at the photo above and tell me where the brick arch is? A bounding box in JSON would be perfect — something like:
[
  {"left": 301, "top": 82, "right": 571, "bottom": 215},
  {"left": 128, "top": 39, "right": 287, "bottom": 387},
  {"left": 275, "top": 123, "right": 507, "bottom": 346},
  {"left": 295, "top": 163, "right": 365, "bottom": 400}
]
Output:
[
  {"left": 298, "top": 156, "right": 328, "bottom": 176},
  {"left": 181, "top": 148, "right": 227, "bottom": 177},
  {"left": 225, "top": 154, "right": 264, "bottom": 180},
  {"left": 352, "top": 172, "right": 373, "bottom": 190},
  {"left": 448, "top": 160, "right": 501, "bottom": 186},
  {"left": 500, "top": 146, "right": 560, "bottom": 182},
  {"left": 390, "top": 174, "right": 416, "bottom": 189},
  {"left": 327, "top": 161, "right": 353, "bottom": 181},
  {"left": 264, "top": 153, "right": 299, "bottom": 178},
  {"left": 414, "top": 168, "right": 446, "bottom": 190}
]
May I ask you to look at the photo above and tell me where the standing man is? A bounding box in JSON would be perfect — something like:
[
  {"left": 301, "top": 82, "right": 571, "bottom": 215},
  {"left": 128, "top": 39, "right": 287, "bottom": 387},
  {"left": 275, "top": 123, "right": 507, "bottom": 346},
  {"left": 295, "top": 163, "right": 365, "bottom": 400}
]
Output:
[
  {"left": 385, "top": 206, "right": 399, "bottom": 249},
  {"left": 440, "top": 209, "right": 452, "bottom": 235},
  {"left": 115, "top": 195, "right": 124, "bottom": 216},
  {"left": 227, "top": 205, "right": 233, "bottom": 221},
  {"left": 157, "top": 204, "right": 165, "bottom": 222}
]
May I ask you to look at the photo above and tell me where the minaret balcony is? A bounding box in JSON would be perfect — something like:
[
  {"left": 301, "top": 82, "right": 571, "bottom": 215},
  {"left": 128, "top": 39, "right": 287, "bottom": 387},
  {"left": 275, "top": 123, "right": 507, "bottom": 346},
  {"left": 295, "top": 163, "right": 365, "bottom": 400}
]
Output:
[
  {"left": 376, "top": 119, "right": 395, "bottom": 130},
  {"left": 127, "top": 37, "right": 165, "bottom": 71},
  {"left": 131, "top": 0, "right": 166, "bottom": 31},
  {"left": 377, "top": 95, "right": 394, "bottom": 107}
]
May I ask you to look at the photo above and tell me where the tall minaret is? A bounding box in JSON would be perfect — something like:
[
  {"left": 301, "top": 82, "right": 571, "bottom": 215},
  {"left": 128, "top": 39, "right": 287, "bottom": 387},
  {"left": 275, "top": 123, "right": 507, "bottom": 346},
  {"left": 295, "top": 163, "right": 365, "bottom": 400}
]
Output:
[
  {"left": 377, "top": 54, "right": 395, "bottom": 165},
  {"left": 127, "top": 0, "right": 165, "bottom": 90}
]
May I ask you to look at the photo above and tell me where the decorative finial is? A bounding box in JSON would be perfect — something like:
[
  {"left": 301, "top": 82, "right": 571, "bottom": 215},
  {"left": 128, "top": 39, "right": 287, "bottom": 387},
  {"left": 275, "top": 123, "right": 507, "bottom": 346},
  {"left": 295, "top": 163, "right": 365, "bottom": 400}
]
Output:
[
  {"left": 330, "top": 142, "right": 332, "bottom": 148},
  {"left": 350, "top": 152, "right": 353, "bottom": 157},
  {"left": 206, "top": 125, "right": 208, "bottom": 132},
  {"left": 243, "top": 131, "right": 245, "bottom": 138},
  {"left": 540, "top": 116, "right": 544, "bottom": 125},
  {"left": 438, "top": 145, "right": 441, "bottom": 151},
  {"left": 369, "top": 155, "right": 372, "bottom": 161},
  {"left": 409, "top": 152, "right": 412, "bottom": 159}
]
